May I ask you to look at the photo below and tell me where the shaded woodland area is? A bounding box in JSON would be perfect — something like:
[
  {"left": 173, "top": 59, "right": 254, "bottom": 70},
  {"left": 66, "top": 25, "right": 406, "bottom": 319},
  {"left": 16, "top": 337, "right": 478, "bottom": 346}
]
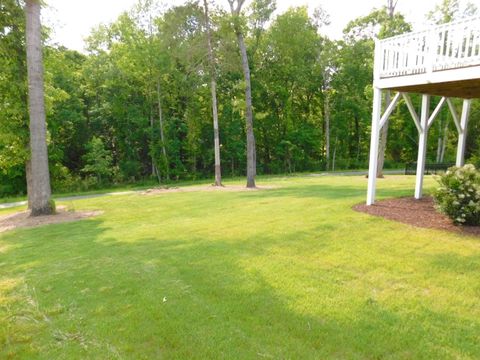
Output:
[{"left": 1, "top": 0, "right": 479, "bottom": 197}]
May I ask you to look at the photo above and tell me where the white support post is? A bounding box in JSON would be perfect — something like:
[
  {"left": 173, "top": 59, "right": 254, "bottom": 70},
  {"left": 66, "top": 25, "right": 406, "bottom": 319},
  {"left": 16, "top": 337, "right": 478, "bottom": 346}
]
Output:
[
  {"left": 415, "top": 95, "right": 430, "bottom": 200},
  {"left": 456, "top": 99, "right": 472, "bottom": 167},
  {"left": 367, "top": 88, "right": 382, "bottom": 205}
]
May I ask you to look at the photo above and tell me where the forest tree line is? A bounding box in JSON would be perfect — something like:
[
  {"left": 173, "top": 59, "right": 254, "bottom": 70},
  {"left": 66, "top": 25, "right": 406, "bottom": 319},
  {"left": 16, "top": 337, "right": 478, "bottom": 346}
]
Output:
[{"left": 0, "top": 0, "right": 479, "bottom": 196}]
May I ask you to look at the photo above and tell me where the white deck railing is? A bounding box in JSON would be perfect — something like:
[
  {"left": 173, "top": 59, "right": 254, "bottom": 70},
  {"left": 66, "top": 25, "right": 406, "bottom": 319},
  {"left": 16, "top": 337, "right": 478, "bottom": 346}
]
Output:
[{"left": 376, "top": 16, "right": 480, "bottom": 79}]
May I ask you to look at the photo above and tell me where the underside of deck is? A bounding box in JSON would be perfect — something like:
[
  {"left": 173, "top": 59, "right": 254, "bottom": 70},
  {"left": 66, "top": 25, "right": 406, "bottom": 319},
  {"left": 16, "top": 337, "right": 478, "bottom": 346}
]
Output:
[{"left": 388, "top": 78, "right": 480, "bottom": 99}]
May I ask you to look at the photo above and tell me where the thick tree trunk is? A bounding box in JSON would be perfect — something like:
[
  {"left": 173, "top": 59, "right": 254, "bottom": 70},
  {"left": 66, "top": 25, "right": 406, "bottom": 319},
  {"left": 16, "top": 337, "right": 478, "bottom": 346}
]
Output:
[
  {"left": 203, "top": 0, "right": 222, "bottom": 186},
  {"left": 235, "top": 30, "right": 256, "bottom": 188},
  {"left": 25, "top": 0, "right": 53, "bottom": 216},
  {"left": 377, "top": 91, "right": 391, "bottom": 177},
  {"left": 156, "top": 79, "right": 169, "bottom": 181},
  {"left": 25, "top": 159, "right": 33, "bottom": 209}
]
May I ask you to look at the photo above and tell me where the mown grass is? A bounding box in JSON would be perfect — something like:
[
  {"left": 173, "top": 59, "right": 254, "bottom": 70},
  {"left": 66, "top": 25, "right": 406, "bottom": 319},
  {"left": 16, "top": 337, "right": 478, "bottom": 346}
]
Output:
[{"left": 1, "top": 175, "right": 479, "bottom": 359}]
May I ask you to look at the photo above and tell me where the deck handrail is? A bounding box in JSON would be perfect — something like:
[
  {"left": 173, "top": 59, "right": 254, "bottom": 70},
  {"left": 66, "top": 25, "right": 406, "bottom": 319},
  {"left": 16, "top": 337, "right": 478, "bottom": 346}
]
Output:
[{"left": 375, "top": 16, "right": 480, "bottom": 79}]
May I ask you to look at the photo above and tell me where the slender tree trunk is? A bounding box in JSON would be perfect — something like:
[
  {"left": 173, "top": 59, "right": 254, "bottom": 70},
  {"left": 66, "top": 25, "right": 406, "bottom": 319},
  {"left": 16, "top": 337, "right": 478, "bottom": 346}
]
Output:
[
  {"left": 156, "top": 79, "right": 169, "bottom": 180},
  {"left": 377, "top": 90, "right": 390, "bottom": 177},
  {"left": 150, "top": 114, "right": 155, "bottom": 176},
  {"left": 436, "top": 136, "right": 442, "bottom": 163},
  {"left": 332, "top": 135, "right": 338, "bottom": 172},
  {"left": 228, "top": 0, "right": 256, "bottom": 187},
  {"left": 436, "top": 117, "right": 442, "bottom": 163},
  {"left": 235, "top": 29, "right": 256, "bottom": 188},
  {"left": 150, "top": 113, "right": 161, "bottom": 183},
  {"left": 440, "top": 120, "right": 448, "bottom": 162},
  {"left": 325, "top": 95, "right": 330, "bottom": 171},
  {"left": 203, "top": 0, "right": 222, "bottom": 186},
  {"left": 25, "top": 0, "right": 53, "bottom": 216},
  {"left": 354, "top": 114, "right": 361, "bottom": 162}
]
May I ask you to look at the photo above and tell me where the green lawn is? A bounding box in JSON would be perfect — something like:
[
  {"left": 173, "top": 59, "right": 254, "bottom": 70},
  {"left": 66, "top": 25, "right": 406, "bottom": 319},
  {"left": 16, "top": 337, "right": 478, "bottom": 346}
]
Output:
[{"left": 1, "top": 175, "right": 480, "bottom": 359}]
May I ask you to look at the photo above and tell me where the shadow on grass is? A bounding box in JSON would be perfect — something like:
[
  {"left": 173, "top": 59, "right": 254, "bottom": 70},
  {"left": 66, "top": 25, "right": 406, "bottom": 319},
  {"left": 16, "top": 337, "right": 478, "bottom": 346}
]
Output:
[
  {"left": 430, "top": 252, "right": 480, "bottom": 274},
  {"left": 1, "top": 213, "right": 479, "bottom": 358}
]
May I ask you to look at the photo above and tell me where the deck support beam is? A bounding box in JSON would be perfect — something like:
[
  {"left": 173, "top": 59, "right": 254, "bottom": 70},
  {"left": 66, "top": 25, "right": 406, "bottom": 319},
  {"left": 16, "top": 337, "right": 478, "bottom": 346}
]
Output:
[
  {"left": 427, "top": 97, "right": 446, "bottom": 129},
  {"left": 379, "top": 92, "right": 401, "bottom": 129},
  {"left": 402, "top": 93, "right": 421, "bottom": 132},
  {"left": 456, "top": 99, "right": 472, "bottom": 167},
  {"left": 366, "top": 88, "right": 382, "bottom": 205},
  {"left": 415, "top": 95, "right": 430, "bottom": 200}
]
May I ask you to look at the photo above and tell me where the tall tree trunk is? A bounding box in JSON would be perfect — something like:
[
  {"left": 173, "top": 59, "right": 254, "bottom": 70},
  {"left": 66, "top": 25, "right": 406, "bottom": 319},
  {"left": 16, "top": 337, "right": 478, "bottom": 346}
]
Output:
[
  {"left": 325, "top": 95, "right": 330, "bottom": 171},
  {"left": 203, "top": 0, "right": 222, "bottom": 186},
  {"left": 436, "top": 136, "right": 442, "bottom": 163},
  {"left": 25, "top": 159, "right": 33, "bottom": 209},
  {"left": 150, "top": 113, "right": 161, "bottom": 183},
  {"left": 332, "top": 135, "right": 338, "bottom": 172},
  {"left": 354, "top": 114, "right": 360, "bottom": 162},
  {"left": 228, "top": 0, "right": 256, "bottom": 188},
  {"left": 440, "top": 120, "right": 448, "bottom": 162},
  {"left": 25, "top": 0, "right": 53, "bottom": 216},
  {"left": 436, "top": 117, "right": 442, "bottom": 163},
  {"left": 377, "top": 90, "right": 390, "bottom": 177},
  {"left": 150, "top": 114, "right": 155, "bottom": 176},
  {"left": 236, "top": 30, "right": 256, "bottom": 188},
  {"left": 156, "top": 79, "right": 169, "bottom": 181}
]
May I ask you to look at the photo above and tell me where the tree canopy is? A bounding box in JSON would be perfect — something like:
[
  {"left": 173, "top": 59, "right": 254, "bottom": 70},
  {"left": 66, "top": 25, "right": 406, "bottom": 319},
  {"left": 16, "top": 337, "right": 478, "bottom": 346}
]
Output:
[{"left": 0, "top": 0, "right": 479, "bottom": 196}]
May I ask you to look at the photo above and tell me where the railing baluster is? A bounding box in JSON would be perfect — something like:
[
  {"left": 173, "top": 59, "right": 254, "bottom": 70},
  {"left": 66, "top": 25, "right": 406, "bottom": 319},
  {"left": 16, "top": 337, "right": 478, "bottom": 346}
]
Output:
[
  {"left": 440, "top": 28, "right": 446, "bottom": 64},
  {"left": 376, "top": 16, "right": 479, "bottom": 79}
]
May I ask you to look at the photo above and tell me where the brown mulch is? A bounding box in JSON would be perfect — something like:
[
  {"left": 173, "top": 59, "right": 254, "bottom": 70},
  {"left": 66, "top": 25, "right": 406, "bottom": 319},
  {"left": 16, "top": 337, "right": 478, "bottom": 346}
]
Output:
[
  {"left": 0, "top": 206, "right": 103, "bottom": 233},
  {"left": 353, "top": 196, "right": 480, "bottom": 236},
  {"left": 142, "top": 184, "right": 276, "bottom": 196}
]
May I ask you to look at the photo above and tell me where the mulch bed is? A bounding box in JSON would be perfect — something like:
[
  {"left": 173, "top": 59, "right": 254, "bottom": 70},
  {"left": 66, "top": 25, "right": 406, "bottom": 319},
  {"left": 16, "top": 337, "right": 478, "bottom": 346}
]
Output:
[
  {"left": 354, "top": 196, "right": 480, "bottom": 236},
  {"left": 0, "top": 206, "right": 103, "bottom": 233}
]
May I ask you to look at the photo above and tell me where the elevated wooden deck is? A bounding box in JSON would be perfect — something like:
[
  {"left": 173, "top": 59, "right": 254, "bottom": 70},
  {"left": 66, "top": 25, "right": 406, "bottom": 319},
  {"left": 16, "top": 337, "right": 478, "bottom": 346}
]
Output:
[
  {"left": 374, "top": 17, "right": 480, "bottom": 98},
  {"left": 367, "top": 17, "right": 479, "bottom": 206}
]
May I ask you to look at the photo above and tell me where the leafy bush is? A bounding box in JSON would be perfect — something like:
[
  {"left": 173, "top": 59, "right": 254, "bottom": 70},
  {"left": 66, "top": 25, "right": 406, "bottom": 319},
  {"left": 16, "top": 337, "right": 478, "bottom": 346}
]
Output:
[
  {"left": 82, "top": 137, "right": 113, "bottom": 183},
  {"left": 434, "top": 164, "right": 480, "bottom": 225},
  {"left": 51, "top": 164, "right": 82, "bottom": 193}
]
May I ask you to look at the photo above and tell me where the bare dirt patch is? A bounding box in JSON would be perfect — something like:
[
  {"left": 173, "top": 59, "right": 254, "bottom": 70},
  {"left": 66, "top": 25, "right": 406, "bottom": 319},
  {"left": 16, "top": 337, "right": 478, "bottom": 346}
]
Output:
[
  {"left": 0, "top": 206, "right": 103, "bottom": 233},
  {"left": 141, "top": 184, "right": 277, "bottom": 196},
  {"left": 354, "top": 196, "right": 480, "bottom": 236}
]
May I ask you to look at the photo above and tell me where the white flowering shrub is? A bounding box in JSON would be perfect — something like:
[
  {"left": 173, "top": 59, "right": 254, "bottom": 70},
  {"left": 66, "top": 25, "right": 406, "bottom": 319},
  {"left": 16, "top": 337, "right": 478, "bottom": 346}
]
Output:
[{"left": 434, "top": 164, "right": 480, "bottom": 225}]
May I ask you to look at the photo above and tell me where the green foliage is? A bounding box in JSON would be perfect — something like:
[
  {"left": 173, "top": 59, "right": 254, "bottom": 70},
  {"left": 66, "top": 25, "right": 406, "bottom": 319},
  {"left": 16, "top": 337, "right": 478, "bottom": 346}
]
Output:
[
  {"left": 427, "top": 0, "right": 478, "bottom": 24},
  {"left": 434, "top": 164, "right": 480, "bottom": 225},
  {"left": 4, "top": 0, "right": 478, "bottom": 198},
  {"left": 81, "top": 137, "right": 113, "bottom": 183},
  {"left": 0, "top": 0, "right": 29, "bottom": 192}
]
